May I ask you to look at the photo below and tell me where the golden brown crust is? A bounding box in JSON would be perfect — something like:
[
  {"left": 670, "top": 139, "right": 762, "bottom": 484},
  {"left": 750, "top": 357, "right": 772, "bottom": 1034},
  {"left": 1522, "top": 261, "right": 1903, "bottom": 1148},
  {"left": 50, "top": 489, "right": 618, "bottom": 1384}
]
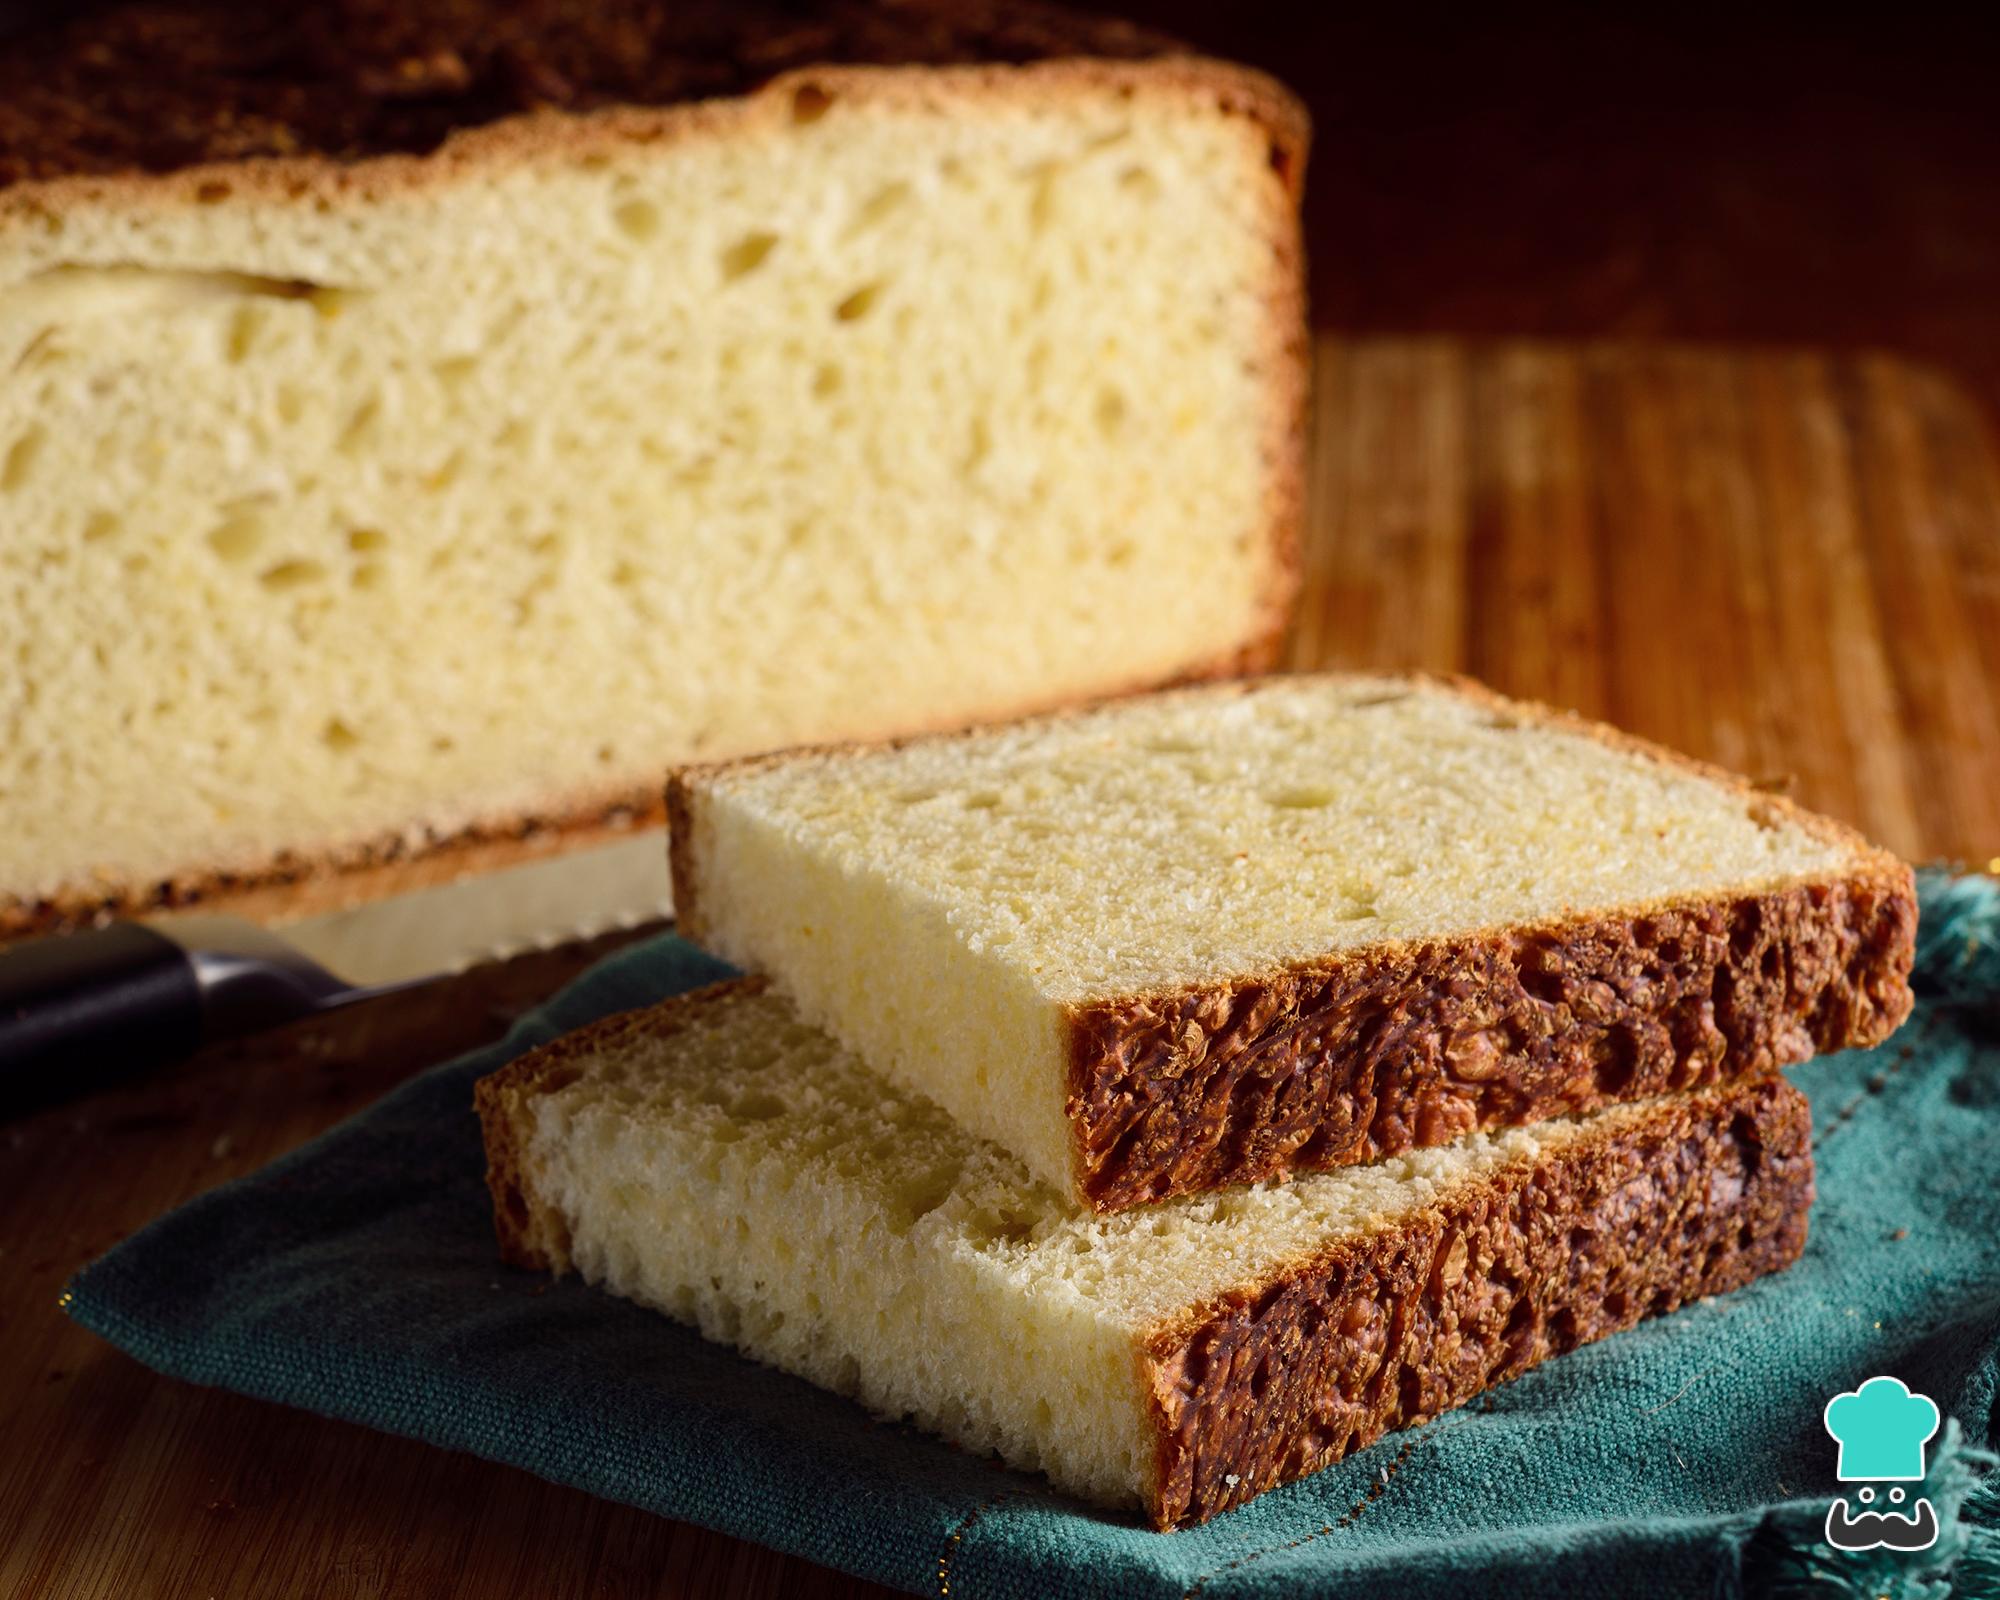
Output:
[
  {"left": 1238, "top": 83, "right": 1310, "bottom": 674},
  {"left": 0, "top": 39, "right": 1304, "bottom": 226},
  {"left": 1068, "top": 861, "right": 1912, "bottom": 1209},
  {"left": 1138, "top": 1075, "right": 1815, "bottom": 1528},
  {"left": 1, "top": 33, "right": 1308, "bottom": 943},
  {"left": 663, "top": 777, "right": 707, "bottom": 949},
  {"left": 474, "top": 975, "right": 771, "bottom": 1267},
  {"left": 0, "top": 1, "right": 1182, "bottom": 189}
]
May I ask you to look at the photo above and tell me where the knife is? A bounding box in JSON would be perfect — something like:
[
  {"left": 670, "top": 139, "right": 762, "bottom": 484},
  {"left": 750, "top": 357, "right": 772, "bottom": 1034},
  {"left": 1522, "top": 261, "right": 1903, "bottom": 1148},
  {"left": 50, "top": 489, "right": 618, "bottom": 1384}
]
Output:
[{"left": 0, "top": 831, "right": 673, "bottom": 1112}]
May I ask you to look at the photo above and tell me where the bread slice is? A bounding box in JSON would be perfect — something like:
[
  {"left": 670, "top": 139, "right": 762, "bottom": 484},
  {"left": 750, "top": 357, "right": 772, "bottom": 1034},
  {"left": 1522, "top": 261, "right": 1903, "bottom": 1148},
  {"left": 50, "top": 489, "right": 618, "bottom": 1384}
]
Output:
[
  {"left": 0, "top": 4, "right": 1306, "bottom": 937},
  {"left": 669, "top": 672, "right": 1913, "bottom": 1210},
  {"left": 475, "top": 977, "right": 1814, "bottom": 1529}
]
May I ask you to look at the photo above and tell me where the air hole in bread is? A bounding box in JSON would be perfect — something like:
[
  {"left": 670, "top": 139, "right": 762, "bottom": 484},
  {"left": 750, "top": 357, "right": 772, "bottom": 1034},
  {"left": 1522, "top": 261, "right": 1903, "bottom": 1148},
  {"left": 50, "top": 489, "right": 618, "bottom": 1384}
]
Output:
[
  {"left": 226, "top": 304, "right": 265, "bottom": 363},
  {"left": 206, "top": 512, "right": 267, "bottom": 565},
  {"left": 425, "top": 451, "right": 463, "bottom": 491},
  {"left": 961, "top": 415, "right": 992, "bottom": 473},
  {"left": 1593, "top": 1028, "right": 1640, "bottom": 1096},
  {"left": 2, "top": 426, "right": 45, "bottom": 491},
  {"left": 259, "top": 558, "right": 326, "bottom": 592},
  {"left": 1517, "top": 952, "right": 1567, "bottom": 1006},
  {"left": 1027, "top": 162, "right": 1061, "bottom": 232},
  {"left": 433, "top": 355, "right": 478, "bottom": 392},
  {"left": 338, "top": 394, "right": 382, "bottom": 454},
  {"left": 1548, "top": 1306, "right": 1580, "bottom": 1354},
  {"left": 833, "top": 281, "right": 885, "bottom": 322},
  {"left": 309, "top": 285, "right": 362, "bottom": 319},
  {"left": 847, "top": 181, "right": 911, "bottom": 236},
  {"left": 612, "top": 198, "right": 662, "bottom": 242},
  {"left": 1119, "top": 165, "right": 1160, "bottom": 198},
  {"left": 719, "top": 230, "right": 780, "bottom": 281},
  {"left": 727, "top": 1091, "right": 788, "bottom": 1122}
]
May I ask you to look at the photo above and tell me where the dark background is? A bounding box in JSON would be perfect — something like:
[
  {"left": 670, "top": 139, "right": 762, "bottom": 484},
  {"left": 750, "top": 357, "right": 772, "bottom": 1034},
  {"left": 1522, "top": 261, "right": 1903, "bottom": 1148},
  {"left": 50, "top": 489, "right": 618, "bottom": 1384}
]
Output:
[{"left": 1102, "top": 4, "right": 2000, "bottom": 427}]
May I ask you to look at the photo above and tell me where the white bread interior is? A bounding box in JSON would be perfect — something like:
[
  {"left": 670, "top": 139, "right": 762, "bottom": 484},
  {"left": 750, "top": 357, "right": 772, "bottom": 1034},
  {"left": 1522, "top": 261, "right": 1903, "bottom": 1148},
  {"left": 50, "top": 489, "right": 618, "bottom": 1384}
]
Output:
[
  {"left": 478, "top": 978, "right": 1611, "bottom": 1517},
  {"left": 0, "top": 66, "right": 1298, "bottom": 923},
  {"left": 671, "top": 673, "right": 1861, "bottom": 1194}
]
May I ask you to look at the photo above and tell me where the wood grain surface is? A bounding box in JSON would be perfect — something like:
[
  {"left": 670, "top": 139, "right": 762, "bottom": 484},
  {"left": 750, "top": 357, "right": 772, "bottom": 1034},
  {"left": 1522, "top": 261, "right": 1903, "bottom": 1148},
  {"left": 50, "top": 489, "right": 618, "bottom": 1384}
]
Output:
[{"left": 5, "top": 337, "right": 1997, "bottom": 1600}]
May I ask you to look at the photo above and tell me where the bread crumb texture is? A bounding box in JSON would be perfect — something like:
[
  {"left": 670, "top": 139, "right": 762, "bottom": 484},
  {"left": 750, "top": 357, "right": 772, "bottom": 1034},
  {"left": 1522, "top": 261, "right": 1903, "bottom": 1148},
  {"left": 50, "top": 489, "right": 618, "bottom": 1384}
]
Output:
[
  {"left": 0, "top": 40, "right": 1295, "bottom": 915},
  {"left": 503, "top": 984, "right": 1577, "bottom": 1508},
  {"left": 694, "top": 676, "right": 1854, "bottom": 997},
  {"left": 679, "top": 674, "right": 1878, "bottom": 1191},
  {"left": 482, "top": 980, "right": 1812, "bottom": 1525}
]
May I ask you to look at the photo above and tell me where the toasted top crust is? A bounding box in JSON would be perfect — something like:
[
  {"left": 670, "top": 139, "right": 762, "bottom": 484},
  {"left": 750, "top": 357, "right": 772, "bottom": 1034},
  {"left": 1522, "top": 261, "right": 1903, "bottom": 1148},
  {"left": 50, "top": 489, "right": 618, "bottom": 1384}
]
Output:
[{"left": 0, "top": 0, "right": 1192, "bottom": 188}]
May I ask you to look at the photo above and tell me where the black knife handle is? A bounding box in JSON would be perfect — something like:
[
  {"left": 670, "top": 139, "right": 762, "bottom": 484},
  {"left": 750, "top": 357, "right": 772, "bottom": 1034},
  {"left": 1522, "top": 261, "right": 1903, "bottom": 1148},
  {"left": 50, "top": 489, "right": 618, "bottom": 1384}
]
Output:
[{"left": 0, "top": 924, "right": 203, "bottom": 1111}]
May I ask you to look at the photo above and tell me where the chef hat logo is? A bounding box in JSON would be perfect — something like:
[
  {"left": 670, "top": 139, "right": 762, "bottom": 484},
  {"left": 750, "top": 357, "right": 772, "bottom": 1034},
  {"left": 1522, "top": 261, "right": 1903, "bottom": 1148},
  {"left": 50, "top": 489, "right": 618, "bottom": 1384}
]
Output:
[{"left": 1822, "top": 1376, "right": 1940, "bottom": 1482}]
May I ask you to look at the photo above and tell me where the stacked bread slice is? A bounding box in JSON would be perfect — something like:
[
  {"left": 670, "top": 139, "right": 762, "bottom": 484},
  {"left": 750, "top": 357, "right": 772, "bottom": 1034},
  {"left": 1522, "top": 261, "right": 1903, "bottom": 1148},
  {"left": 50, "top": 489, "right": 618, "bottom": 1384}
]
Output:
[{"left": 478, "top": 673, "right": 1916, "bottom": 1527}]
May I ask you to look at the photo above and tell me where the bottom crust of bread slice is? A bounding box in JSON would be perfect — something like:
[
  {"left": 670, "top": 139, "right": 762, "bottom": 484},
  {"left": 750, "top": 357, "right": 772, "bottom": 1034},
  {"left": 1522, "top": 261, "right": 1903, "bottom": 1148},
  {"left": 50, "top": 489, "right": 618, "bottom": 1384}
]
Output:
[{"left": 476, "top": 978, "right": 1813, "bottom": 1529}]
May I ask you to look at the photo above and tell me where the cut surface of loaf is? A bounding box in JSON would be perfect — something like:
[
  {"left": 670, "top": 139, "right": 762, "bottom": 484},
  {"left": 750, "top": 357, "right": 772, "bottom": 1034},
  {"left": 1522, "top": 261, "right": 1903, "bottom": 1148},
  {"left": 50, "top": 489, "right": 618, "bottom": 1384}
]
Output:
[
  {"left": 475, "top": 978, "right": 1815, "bottom": 1529},
  {"left": 669, "top": 673, "right": 1915, "bottom": 1208},
  {"left": 0, "top": 3, "right": 1305, "bottom": 936}
]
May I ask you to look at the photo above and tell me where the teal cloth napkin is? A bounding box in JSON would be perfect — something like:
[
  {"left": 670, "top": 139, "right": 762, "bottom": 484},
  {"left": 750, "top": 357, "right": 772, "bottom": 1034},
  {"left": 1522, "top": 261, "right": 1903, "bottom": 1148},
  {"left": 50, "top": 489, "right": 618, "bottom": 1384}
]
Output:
[{"left": 67, "top": 871, "right": 2000, "bottom": 1599}]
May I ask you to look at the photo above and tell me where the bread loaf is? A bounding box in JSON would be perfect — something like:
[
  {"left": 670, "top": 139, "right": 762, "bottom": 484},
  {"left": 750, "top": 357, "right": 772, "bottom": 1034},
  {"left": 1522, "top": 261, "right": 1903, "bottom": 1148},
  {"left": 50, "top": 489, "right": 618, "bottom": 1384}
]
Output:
[
  {"left": 0, "top": 2, "right": 1306, "bottom": 935},
  {"left": 669, "top": 672, "right": 1913, "bottom": 1209},
  {"left": 475, "top": 977, "right": 1815, "bottom": 1528}
]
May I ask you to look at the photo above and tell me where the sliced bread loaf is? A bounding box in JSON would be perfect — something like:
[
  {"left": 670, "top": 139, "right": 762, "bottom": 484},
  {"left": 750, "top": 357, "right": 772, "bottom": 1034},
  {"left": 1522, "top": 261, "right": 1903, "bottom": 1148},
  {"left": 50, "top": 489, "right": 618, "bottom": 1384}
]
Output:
[
  {"left": 669, "top": 673, "right": 1913, "bottom": 1209},
  {"left": 0, "top": 2, "right": 1305, "bottom": 936},
  {"left": 476, "top": 977, "right": 1814, "bottom": 1528}
]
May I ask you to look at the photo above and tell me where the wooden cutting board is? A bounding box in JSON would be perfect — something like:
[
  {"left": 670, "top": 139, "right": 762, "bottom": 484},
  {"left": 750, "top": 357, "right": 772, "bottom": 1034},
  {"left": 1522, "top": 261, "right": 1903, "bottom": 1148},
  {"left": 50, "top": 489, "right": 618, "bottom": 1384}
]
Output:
[
  {"left": 5, "top": 336, "right": 1998, "bottom": 1600},
  {"left": 1291, "top": 339, "right": 2000, "bottom": 866}
]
